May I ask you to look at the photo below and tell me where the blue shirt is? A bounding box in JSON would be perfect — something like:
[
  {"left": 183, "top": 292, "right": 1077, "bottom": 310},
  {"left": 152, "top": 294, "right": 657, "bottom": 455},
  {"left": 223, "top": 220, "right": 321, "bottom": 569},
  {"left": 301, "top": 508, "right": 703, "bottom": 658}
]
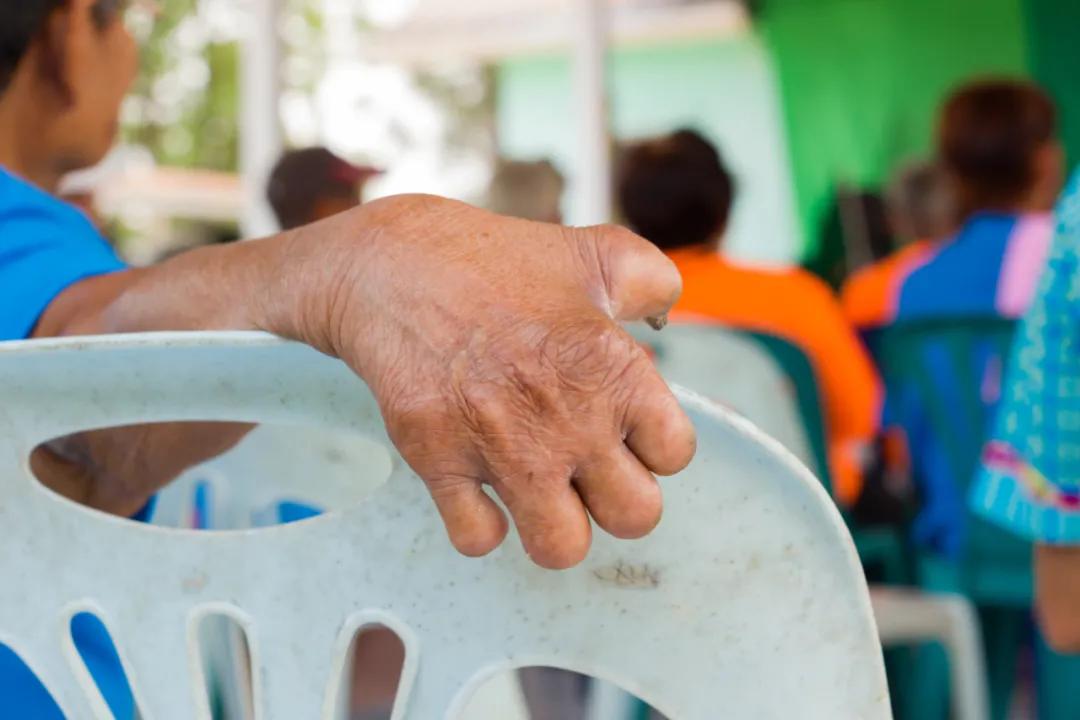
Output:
[
  {"left": 973, "top": 170, "right": 1080, "bottom": 544},
  {"left": 0, "top": 168, "right": 124, "bottom": 340},
  {"left": 0, "top": 168, "right": 135, "bottom": 718}
]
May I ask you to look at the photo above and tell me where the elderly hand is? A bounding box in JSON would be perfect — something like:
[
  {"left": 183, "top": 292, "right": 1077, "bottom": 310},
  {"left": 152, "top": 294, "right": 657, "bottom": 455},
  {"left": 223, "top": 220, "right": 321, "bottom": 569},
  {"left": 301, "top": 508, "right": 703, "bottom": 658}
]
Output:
[
  {"left": 272, "top": 195, "right": 696, "bottom": 568},
  {"left": 39, "top": 194, "right": 695, "bottom": 568}
]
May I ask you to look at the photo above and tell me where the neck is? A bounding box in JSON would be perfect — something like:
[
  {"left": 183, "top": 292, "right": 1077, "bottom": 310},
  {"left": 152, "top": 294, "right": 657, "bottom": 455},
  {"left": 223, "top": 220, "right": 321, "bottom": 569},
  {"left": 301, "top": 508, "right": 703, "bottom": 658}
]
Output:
[{"left": 0, "top": 91, "right": 63, "bottom": 193}]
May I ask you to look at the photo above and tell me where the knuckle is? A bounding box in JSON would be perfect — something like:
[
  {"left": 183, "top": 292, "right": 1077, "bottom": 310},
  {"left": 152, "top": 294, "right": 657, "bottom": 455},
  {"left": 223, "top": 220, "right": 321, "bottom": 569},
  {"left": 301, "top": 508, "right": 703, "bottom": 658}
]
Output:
[{"left": 544, "top": 320, "right": 644, "bottom": 394}]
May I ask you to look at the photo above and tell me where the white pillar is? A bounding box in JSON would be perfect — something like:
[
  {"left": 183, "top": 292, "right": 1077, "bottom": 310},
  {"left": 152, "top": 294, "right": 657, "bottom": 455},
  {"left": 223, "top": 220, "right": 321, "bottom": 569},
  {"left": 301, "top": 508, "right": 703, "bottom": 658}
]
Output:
[
  {"left": 240, "top": 0, "right": 285, "bottom": 238},
  {"left": 572, "top": 0, "right": 613, "bottom": 225}
]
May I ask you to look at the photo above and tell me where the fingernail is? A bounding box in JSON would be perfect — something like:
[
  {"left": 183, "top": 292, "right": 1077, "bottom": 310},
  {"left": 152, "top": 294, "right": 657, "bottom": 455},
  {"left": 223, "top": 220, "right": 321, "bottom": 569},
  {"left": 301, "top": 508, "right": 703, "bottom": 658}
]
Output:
[{"left": 646, "top": 314, "right": 668, "bottom": 331}]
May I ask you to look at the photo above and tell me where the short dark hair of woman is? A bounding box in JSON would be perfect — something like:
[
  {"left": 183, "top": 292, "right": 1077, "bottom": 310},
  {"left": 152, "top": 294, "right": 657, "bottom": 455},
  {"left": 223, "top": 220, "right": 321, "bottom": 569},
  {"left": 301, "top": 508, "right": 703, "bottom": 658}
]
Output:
[
  {"left": 617, "top": 129, "right": 735, "bottom": 251},
  {"left": 938, "top": 78, "right": 1057, "bottom": 221}
]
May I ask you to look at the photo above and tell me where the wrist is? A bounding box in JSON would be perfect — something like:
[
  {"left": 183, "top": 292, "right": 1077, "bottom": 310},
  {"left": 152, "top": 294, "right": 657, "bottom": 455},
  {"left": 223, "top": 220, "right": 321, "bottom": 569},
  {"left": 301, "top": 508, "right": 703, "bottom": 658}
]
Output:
[{"left": 253, "top": 207, "right": 381, "bottom": 365}]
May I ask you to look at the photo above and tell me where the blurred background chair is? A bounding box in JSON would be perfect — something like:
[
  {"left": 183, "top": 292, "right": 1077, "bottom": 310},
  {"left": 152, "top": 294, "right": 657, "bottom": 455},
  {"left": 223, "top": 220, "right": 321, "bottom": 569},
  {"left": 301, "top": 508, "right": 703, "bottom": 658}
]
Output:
[
  {"left": 634, "top": 321, "right": 986, "bottom": 720},
  {"left": 877, "top": 318, "right": 1080, "bottom": 720}
]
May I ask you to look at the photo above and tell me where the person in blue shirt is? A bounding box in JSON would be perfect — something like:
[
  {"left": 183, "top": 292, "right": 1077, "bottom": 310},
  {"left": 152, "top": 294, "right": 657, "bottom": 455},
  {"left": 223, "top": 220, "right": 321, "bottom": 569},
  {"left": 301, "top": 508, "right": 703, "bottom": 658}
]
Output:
[
  {"left": 973, "top": 170, "right": 1080, "bottom": 653},
  {"left": 0, "top": 1, "right": 696, "bottom": 716},
  {"left": 840, "top": 80, "right": 1065, "bottom": 559}
]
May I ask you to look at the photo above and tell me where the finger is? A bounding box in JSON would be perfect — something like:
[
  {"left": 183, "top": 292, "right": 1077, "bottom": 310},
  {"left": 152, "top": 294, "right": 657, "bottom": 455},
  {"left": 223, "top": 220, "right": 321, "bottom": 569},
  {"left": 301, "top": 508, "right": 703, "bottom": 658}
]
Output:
[
  {"left": 574, "top": 445, "right": 663, "bottom": 539},
  {"left": 427, "top": 476, "right": 509, "bottom": 558},
  {"left": 495, "top": 477, "right": 592, "bottom": 570},
  {"left": 593, "top": 225, "right": 683, "bottom": 322},
  {"left": 624, "top": 368, "right": 697, "bottom": 476}
]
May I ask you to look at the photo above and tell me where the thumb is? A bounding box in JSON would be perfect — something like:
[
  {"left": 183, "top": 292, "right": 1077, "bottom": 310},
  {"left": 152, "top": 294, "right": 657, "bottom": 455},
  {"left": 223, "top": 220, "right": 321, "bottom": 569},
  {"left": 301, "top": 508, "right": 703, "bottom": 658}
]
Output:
[{"left": 589, "top": 225, "right": 683, "bottom": 323}]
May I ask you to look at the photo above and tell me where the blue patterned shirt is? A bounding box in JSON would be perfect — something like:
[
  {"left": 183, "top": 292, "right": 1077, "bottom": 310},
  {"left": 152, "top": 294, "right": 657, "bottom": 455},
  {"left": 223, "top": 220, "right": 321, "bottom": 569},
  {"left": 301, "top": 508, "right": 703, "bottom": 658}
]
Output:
[{"left": 973, "top": 170, "right": 1080, "bottom": 543}]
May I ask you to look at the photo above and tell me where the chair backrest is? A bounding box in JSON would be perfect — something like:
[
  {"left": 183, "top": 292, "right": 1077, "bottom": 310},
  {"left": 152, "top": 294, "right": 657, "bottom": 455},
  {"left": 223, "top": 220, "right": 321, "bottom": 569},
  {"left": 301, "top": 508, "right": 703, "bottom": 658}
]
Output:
[
  {"left": 875, "top": 319, "right": 1031, "bottom": 597},
  {"left": 0, "top": 333, "right": 889, "bottom": 720},
  {"left": 743, "top": 331, "right": 835, "bottom": 495},
  {"left": 630, "top": 323, "right": 822, "bottom": 481},
  {"left": 153, "top": 425, "right": 391, "bottom": 530}
]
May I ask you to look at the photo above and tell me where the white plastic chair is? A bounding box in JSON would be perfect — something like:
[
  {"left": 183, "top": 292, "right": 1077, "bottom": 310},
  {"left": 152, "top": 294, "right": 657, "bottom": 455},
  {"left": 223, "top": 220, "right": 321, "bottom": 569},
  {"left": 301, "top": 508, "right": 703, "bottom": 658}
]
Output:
[
  {"left": 157, "top": 423, "right": 523, "bottom": 719},
  {"left": 154, "top": 425, "right": 391, "bottom": 532},
  {"left": 870, "top": 588, "right": 988, "bottom": 720},
  {"left": 635, "top": 322, "right": 989, "bottom": 720},
  {"left": 0, "top": 332, "right": 890, "bottom": 719}
]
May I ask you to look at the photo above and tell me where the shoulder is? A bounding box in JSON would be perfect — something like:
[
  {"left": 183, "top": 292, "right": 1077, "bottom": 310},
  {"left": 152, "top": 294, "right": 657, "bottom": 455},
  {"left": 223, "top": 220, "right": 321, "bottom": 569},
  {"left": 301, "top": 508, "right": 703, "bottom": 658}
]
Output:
[
  {"left": 0, "top": 169, "right": 115, "bottom": 264},
  {"left": 784, "top": 266, "right": 840, "bottom": 301},
  {"left": 841, "top": 242, "right": 936, "bottom": 328},
  {"left": 0, "top": 169, "right": 102, "bottom": 245}
]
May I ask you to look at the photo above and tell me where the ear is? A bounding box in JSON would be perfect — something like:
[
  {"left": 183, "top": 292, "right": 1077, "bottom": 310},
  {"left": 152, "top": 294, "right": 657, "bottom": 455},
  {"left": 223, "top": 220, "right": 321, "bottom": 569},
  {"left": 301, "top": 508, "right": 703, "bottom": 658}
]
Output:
[{"left": 35, "top": 0, "right": 97, "bottom": 108}]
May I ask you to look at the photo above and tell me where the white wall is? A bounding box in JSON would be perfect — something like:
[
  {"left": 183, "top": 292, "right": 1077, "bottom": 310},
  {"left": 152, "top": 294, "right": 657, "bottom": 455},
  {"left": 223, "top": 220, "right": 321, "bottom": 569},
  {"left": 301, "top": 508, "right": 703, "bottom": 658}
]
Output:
[{"left": 496, "top": 34, "right": 804, "bottom": 264}]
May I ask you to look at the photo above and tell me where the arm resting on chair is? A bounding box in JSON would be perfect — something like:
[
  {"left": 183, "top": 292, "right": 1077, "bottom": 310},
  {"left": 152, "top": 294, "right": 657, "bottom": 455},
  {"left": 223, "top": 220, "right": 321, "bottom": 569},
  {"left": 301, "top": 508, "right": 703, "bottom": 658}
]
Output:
[{"left": 27, "top": 194, "right": 696, "bottom": 569}]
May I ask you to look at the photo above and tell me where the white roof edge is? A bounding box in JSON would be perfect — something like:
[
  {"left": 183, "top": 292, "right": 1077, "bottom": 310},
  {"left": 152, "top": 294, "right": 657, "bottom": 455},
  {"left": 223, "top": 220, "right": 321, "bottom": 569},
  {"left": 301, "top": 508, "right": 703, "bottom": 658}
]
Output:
[{"left": 360, "top": 2, "right": 751, "bottom": 66}]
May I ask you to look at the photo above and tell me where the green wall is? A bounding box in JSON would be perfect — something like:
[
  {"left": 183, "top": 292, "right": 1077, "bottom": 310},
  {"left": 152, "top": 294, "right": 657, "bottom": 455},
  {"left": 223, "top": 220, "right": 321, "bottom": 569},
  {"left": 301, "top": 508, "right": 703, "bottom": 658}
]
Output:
[
  {"left": 1024, "top": 0, "right": 1080, "bottom": 170},
  {"left": 761, "top": 0, "right": 1030, "bottom": 258},
  {"left": 497, "top": 0, "right": 1080, "bottom": 261}
]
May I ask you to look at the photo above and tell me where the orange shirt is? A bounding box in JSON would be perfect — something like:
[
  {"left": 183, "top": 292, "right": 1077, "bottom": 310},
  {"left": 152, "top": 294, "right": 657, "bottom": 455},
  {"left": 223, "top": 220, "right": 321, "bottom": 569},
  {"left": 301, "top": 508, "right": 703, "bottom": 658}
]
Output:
[{"left": 667, "top": 247, "right": 882, "bottom": 506}]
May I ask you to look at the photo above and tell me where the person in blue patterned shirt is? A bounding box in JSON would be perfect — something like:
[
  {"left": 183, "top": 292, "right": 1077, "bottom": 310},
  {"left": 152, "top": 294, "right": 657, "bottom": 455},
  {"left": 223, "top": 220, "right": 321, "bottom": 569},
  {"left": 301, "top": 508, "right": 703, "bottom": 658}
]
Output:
[{"left": 973, "top": 169, "right": 1080, "bottom": 652}]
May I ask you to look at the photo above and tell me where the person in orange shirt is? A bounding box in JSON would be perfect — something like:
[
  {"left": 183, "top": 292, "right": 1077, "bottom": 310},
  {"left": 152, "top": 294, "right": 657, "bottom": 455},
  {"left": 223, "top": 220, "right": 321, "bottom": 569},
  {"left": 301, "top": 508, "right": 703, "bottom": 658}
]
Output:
[{"left": 618, "top": 129, "right": 881, "bottom": 507}]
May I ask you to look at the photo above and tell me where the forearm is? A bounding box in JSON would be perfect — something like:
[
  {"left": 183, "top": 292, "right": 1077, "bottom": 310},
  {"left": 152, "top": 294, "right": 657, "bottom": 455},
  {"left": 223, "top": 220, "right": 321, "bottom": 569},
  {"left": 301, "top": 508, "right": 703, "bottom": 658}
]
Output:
[
  {"left": 31, "top": 216, "right": 366, "bottom": 514},
  {"left": 30, "top": 422, "right": 248, "bottom": 517},
  {"left": 21, "top": 192, "right": 695, "bottom": 567},
  {"left": 1036, "top": 545, "right": 1080, "bottom": 653},
  {"left": 37, "top": 230, "right": 290, "bottom": 338}
]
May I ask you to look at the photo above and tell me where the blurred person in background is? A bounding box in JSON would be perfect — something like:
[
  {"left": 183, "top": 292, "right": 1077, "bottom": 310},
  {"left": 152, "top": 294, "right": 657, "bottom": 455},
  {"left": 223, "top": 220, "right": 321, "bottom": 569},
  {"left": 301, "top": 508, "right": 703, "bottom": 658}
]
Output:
[
  {"left": 841, "top": 159, "right": 957, "bottom": 329},
  {"left": 886, "top": 160, "right": 957, "bottom": 246},
  {"left": 843, "top": 79, "right": 1063, "bottom": 561},
  {"left": 0, "top": 1, "right": 695, "bottom": 717},
  {"left": 973, "top": 170, "right": 1080, "bottom": 654},
  {"left": 266, "top": 146, "right": 382, "bottom": 231},
  {"left": 618, "top": 128, "right": 880, "bottom": 511},
  {"left": 841, "top": 79, "right": 1063, "bottom": 334},
  {"left": 486, "top": 158, "right": 565, "bottom": 224}
]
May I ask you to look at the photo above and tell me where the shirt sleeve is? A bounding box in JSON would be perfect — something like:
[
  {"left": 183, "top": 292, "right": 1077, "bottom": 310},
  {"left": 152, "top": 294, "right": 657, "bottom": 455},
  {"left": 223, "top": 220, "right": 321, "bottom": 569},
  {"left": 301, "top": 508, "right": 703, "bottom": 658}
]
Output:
[
  {"left": 0, "top": 202, "right": 125, "bottom": 340},
  {"left": 972, "top": 171, "right": 1080, "bottom": 544}
]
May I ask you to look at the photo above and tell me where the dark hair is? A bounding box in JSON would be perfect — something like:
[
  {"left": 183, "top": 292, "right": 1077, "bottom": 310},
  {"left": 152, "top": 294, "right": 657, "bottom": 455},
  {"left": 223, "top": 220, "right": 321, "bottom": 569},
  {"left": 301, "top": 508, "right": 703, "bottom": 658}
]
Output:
[
  {"left": 267, "top": 147, "right": 373, "bottom": 230},
  {"left": 0, "top": 0, "right": 122, "bottom": 95},
  {"left": 938, "top": 79, "right": 1057, "bottom": 220},
  {"left": 617, "top": 129, "right": 735, "bottom": 251}
]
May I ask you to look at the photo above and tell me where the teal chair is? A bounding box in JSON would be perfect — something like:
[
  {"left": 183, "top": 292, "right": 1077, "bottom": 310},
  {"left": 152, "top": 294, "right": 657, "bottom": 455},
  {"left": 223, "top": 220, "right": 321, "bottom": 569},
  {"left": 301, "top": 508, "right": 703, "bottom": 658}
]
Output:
[
  {"left": 746, "top": 331, "right": 910, "bottom": 585},
  {"left": 634, "top": 321, "right": 988, "bottom": 719},
  {"left": 876, "top": 318, "right": 1080, "bottom": 720}
]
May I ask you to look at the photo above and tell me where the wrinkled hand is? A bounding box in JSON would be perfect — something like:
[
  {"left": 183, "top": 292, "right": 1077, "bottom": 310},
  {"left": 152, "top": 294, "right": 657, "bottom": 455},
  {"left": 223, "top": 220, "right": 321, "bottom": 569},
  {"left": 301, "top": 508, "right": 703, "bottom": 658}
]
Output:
[{"left": 280, "top": 195, "right": 697, "bottom": 568}]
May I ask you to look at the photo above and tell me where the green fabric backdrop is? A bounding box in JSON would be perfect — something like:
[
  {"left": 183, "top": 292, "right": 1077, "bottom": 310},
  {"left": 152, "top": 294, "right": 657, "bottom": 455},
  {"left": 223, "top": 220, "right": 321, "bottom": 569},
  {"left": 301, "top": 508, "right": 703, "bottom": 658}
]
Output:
[
  {"left": 760, "top": 0, "right": 1030, "bottom": 258},
  {"left": 1024, "top": 0, "right": 1080, "bottom": 170}
]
